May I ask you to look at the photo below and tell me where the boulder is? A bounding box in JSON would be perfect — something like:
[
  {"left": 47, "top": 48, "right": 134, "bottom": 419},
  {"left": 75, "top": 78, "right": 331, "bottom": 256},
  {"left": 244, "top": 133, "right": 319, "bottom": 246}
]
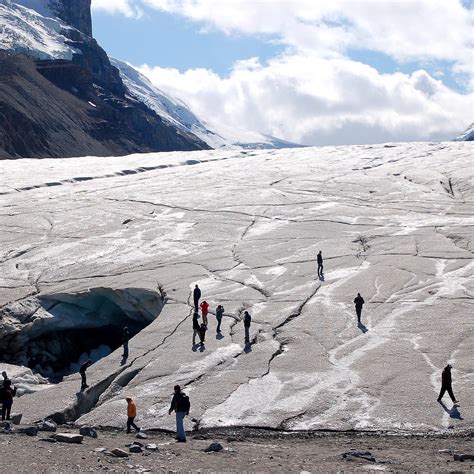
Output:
[
  {"left": 136, "top": 431, "right": 148, "bottom": 439},
  {"left": 111, "top": 448, "right": 129, "bottom": 458},
  {"left": 0, "top": 421, "right": 13, "bottom": 432},
  {"left": 37, "top": 420, "right": 57, "bottom": 432},
  {"left": 79, "top": 426, "right": 97, "bottom": 438},
  {"left": 205, "top": 442, "right": 224, "bottom": 453},
  {"left": 342, "top": 450, "right": 376, "bottom": 462},
  {"left": 54, "top": 433, "right": 83, "bottom": 444},
  {"left": 19, "top": 426, "right": 39, "bottom": 437},
  {"left": 454, "top": 454, "right": 474, "bottom": 462},
  {"left": 145, "top": 444, "right": 158, "bottom": 452},
  {"left": 10, "top": 414, "right": 23, "bottom": 425},
  {"left": 129, "top": 444, "right": 143, "bottom": 453}
]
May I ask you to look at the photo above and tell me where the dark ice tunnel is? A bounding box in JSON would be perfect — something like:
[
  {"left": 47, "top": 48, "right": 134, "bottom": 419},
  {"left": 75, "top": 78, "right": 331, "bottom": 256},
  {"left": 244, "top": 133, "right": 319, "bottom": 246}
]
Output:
[{"left": 0, "top": 287, "right": 164, "bottom": 380}]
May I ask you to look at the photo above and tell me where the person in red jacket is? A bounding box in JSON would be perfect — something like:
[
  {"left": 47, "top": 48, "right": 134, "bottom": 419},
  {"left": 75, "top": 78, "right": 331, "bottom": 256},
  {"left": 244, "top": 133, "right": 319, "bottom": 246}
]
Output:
[
  {"left": 125, "top": 397, "right": 140, "bottom": 433},
  {"left": 200, "top": 300, "right": 209, "bottom": 326},
  {"left": 437, "top": 364, "right": 458, "bottom": 404}
]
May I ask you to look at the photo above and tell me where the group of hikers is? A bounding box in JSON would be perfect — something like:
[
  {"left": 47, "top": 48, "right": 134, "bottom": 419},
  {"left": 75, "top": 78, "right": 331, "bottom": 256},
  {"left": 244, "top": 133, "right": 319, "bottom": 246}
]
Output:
[{"left": 0, "top": 251, "right": 460, "bottom": 442}]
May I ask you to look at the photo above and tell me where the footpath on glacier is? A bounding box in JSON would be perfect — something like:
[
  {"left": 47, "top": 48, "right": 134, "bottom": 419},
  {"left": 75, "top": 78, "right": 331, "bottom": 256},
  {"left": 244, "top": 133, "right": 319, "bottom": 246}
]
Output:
[{"left": 0, "top": 142, "right": 472, "bottom": 434}]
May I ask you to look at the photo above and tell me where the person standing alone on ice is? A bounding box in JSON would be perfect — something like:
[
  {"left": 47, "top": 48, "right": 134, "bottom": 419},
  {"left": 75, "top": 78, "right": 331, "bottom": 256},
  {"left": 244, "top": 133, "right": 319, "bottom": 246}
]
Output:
[
  {"left": 122, "top": 326, "right": 130, "bottom": 358},
  {"left": 1, "top": 380, "right": 17, "bottom": 421},
  {"left": 353, "top": 293, "right": 365, "bottom": 325},
  {"left": 193, "top": 285, "right": 201, "bottom": 309},
  {"left": 437, "top": 364, "right": 458, "bottom": 404},
  {"left": 125, "top": 397, "right": 140, "bottom": 433},
  {"left": 200, "top": 300, "right": 209, "bottom": 326},
  {"left": 169, "top": 385, "right": 190, "bottom": 442},
  {"left": 244, "top": 311, "right": 252, "bottom": 344},
  {"left": 79, "top": 360, "right": 92, "bottom": 391},
  {"left": 317, "top": 250, "right": 324, "bottom": 278}
]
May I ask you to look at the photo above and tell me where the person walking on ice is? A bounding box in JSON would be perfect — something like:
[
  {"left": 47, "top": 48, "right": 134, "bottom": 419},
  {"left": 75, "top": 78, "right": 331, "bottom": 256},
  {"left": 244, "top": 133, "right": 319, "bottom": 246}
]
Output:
[
  {"left": 193, "top": 285, "right": 201, "bottom": 309},
  {"left": 317, "top": 251, "right": 324, "bottom": 278},
  {"left": 199, "top": 322, "right": 207, "bottom": 346},
  {"left": 437, "top": 364, "right": 458, "bottom": 404},
  {"left": 122, "top": 326, "right": 130, "bottom": 358},
  {"left": 168, "top": 385, "right": 190, "bottom": 442},
  {"left": 125, "top": 397, "right": 140, "bottom": 433},
  {"left": 353, "top": 293, "right": 365, "bottom": 325},
  {"left": 192, "top": 311, "right": 200, "bottom": 346},
  {"left": 200, "top": 300, "right": 209, "bottom": 326},
  {"left": 244, "top": 311, "right": 252, "bottom": 344},
  {"left": 215, "top": 304, "right": 224, "bottom": 333},
  {"left": 1, "top": 379, "right": 17, "bottom": 421},
  {"left": 79, "top": 360, "right": 92, "bottom": 391}
]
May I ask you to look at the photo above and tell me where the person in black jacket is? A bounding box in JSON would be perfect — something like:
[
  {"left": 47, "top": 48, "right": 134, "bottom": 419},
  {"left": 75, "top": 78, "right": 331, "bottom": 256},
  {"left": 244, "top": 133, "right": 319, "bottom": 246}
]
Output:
[
  {"left": 437, "top": 364, "right": 458, "bottom": 404},
  {"left": 79, "top": 360, "right": 92, "bottom": 391},
  {"left": 168, "top": 385, "right": 190, "bottom": 442},
  {"left": 244, "top": 311, "right": 252, "bottom": 344},
  {"left": 1, "top": 380, "right": 17, "bottom": 421},
  {"left": 193, "top": 285, "right": 201, "bottom": 309},
  {"left": 192, "top": 312, "right": 200, "bottom": 346},
  {"left": 122, "top": 326, "right": 130, "bottom": 358},
  {"left": 317, "top": 251, "right": 324, "bottom": 278},
  {"left": 353, "top": 293, "right": 365, "bottom": 324}
]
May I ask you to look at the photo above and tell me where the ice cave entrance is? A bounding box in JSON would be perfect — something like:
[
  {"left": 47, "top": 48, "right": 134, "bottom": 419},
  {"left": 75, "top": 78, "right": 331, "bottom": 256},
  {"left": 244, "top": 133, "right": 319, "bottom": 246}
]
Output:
[{"left": 0, "top": 288, "right": 164, "bottom": 381}]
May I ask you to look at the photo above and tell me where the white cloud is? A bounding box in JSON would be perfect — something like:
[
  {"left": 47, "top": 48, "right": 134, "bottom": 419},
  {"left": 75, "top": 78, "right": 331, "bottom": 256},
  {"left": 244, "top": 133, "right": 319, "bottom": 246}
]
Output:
[
  {"left": 139, "top": 55, "right": 474, "bottom": 145},
  {"left": 92, "top": 0, "right": 143, "bottom": 18},
  {"left": 93, "top": 0, "right": 474, "bottom": 144}
]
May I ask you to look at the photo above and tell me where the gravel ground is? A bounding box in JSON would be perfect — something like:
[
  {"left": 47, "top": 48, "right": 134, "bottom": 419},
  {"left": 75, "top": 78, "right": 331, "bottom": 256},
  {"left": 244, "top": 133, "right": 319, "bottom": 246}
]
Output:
[{"left": 1, "top": 428, "right": 473, "bottom": 472}]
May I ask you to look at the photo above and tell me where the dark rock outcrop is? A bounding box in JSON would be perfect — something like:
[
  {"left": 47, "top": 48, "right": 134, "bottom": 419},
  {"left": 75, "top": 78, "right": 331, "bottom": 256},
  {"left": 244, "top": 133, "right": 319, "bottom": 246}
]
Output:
[{"left": 52, "top": 0, "right": 92, "bottom": 37}]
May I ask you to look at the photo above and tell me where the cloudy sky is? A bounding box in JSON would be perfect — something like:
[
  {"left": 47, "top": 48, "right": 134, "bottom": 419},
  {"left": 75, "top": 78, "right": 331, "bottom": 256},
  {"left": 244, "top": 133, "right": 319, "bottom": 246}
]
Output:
[{"left": 91, "top": 0, "right": 473, "bottom": 145}]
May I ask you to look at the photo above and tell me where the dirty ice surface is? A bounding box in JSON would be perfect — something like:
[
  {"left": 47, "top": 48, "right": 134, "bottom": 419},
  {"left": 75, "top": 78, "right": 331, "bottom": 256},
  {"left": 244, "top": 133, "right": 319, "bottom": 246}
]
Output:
[{"left": 0, "top": 142, "right": 472, "bottom": 432}]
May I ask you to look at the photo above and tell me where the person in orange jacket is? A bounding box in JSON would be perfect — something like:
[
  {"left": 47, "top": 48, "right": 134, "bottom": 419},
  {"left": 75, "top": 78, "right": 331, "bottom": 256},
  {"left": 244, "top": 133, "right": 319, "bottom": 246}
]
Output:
[
  {"left": 200, "top": 300, "right": 209, "bottom": 326},
  {"left": 125, "top": 397, "right": 140, "bottom": 433}
]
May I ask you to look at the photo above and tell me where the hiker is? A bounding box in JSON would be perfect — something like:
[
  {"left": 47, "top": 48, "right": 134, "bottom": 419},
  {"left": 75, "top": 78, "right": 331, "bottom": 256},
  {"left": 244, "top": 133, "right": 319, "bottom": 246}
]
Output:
[
  {"left": 79, "top": 360, "right": 92, "bottom": 390},
  {"left": 193, "top": 284, "right": 201, "bottom": 309},
  {"left": 1, "top": 371, "right": 9, "bottom": 387},
  {"left": 168, "top": 385, "right": 190, "bottom": 442},
  {"left": 244, "top": 311, "right": 252, "bottom": 344},
  {"left": 215, "top": 304, "right": 225, "bottom": 333},
  {"left": 199, "top": 322, "right": 207, "bottom": 346},
  {"left": 192, "top": 312, "right": 200, "bottom": 346},
  {"left": 125, "top": 397, "right": 140, "bottom": 433},
  {"left": 200, "top": 300, "right": 209, "bottom": 326},
  {"left": 1, "top": 380, "right": 16, "bottom": 421},
  {"left": 353, "top": 293, "right": 365, "bottom": 324},
  {"left": 437, "top": 364, "right": 458, "bottom": 404},
  {"left": 317, "top": 250, "right": 324, "bottom": 278},
  {"left": 122, "top": 326, "right": 130, "bottom": 358}
]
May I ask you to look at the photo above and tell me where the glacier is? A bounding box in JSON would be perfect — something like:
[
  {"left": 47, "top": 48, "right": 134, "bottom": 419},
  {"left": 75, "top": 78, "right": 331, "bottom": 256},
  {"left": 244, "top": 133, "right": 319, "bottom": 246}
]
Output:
[{"left": 0, "top": 142, "right": 472, "bottom": 432}]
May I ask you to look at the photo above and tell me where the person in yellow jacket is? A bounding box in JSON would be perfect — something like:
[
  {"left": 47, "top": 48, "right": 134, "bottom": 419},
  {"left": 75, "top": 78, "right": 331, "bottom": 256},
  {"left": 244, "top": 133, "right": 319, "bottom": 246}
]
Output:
[{"left": 126, "top": 397, "right": 140, "bottom": 433}]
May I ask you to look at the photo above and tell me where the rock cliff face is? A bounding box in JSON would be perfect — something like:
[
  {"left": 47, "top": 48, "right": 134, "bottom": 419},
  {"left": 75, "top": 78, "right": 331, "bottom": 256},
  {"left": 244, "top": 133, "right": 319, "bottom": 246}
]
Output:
[
  {"left": 52, "top": 0, "right": 92, "bottom": 36},
  {"left": 0, "top": 1, "right": 209, "bottom": 158}
]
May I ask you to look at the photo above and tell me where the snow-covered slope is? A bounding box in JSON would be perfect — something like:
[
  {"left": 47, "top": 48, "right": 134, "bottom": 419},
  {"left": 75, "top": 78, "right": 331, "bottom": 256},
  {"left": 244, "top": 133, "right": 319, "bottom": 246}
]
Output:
[
  {"left": 112, "top": 58, "right": 302, "bottom": 150},
  {"left": 454, "top": 123, "right": 474, "bottom": 141},
  {"left": 1, "top": 142, "right": 472, "bottom": 432},
  {"left": 0, "top": 0, "right": 76, "bottom": 59}
]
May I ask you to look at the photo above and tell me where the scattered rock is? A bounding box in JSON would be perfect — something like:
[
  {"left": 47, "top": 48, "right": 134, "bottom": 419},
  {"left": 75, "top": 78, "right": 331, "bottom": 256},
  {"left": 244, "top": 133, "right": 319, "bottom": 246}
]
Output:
[
  {"left": 37, "top": 420, "right": 57, "bottom": 432},
  {"left": 79, "top": 426, "right": 98, "bottom": 438},
  {"left": 54, "top": 433, "right": 83, "bottom": 444},
  {"left": 127, "top": 441, "right": 144, "bottom": 447},
  {"left": 111, "top": 448, "right": 129, "bottom": 458},
  {"left": 40, "top": 437, "right": 57, "bottom": 443},
  {"left": 0, "top": 421, "right": 13, "bottom": 432},
  {"left": 129, "top": 444, "right": 143, "bottom": 453},
  {"left": 94, "top": 447, "right": 107, "bottom": 453},
  {"left": 10, "top": 413, "right": 22, "bottom": 425},
  {"left": 342, "top": 450, "right": 376, "bottom": 462},
  {"left": 136, "top": 431, "right": 148, "bottom": 439},
  {"left": 193, "top": 435, "right": 209, "bottom": 440},
  {"left": 454, "top": 454, "right": 474, "bottom": 462},
  {"left": 19, "top": 426, "right": 39, "bottom": 437},
  {"left": 122, "top": 219, "right": 133, "bottom": 225},
  {"left": 205, "top": 442, "right": 224, "bottom": 453},
  {"left": 145, "top": 444, "right": 158, "bottom": 451}
]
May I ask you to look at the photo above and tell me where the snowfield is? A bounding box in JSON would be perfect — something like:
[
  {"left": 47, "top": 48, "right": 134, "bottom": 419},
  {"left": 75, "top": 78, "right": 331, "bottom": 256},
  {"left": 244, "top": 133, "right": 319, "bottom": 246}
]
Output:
[{"left": 0, "top": 142, "right": 472, "bottom": 432}]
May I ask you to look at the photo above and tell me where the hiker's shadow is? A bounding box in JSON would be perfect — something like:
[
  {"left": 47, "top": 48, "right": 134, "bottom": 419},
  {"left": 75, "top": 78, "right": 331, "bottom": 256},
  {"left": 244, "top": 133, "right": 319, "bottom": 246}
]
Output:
[
  {"left": 120, "top": 355, "right": 129, "bottom": 366},
  {"left": 357, "top": 322, "right": 368, "bottom": 333},
  {"left": 439, "top": 401, "right": 463, "bottom": 420},
  {"left": 244, "top": 342, "right": 253, "bottom": 354},
  {"left": 319, "top": 274, "right": 325, "bottom": 282}
]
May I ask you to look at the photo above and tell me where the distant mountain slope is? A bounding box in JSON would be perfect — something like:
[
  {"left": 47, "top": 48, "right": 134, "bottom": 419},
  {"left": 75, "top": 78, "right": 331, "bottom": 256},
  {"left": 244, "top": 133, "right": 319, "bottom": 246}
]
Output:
[
  {"left": 112, "top": 59, "right": 302, "bottom": 150},
  {"left": 0, "top": 0, "right": 208, "bottom": 158},
  {"left": 454, "top": 123, "right": 474, "bottom": 141}
]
